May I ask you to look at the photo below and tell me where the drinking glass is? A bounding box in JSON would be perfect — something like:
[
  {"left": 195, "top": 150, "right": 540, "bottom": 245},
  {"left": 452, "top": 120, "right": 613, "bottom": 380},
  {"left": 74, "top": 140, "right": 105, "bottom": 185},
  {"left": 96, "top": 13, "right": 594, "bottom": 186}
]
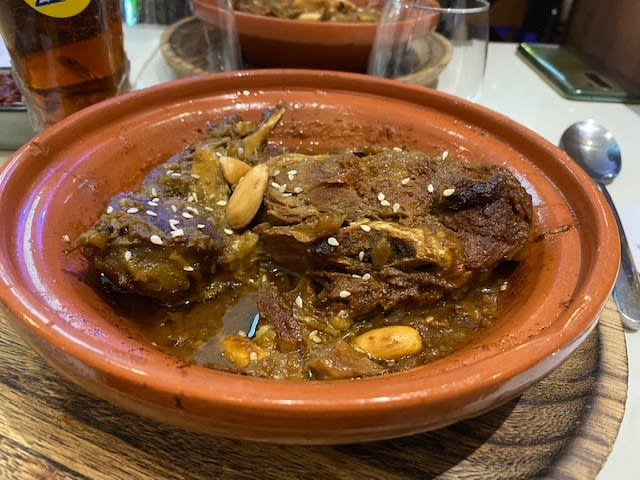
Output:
[
  {"left": 368, "top": 0, "right": 490, "bottom": 101},
  {"left": 0, "top": 0, "right": 130, "bottom": 130}
]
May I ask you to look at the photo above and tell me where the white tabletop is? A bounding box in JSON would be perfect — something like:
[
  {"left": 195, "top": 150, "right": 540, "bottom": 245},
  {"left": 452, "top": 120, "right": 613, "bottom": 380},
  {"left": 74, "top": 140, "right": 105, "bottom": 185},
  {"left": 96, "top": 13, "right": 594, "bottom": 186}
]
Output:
[{"left": 1, "top": 25, "right": 638, "bottom": 479}]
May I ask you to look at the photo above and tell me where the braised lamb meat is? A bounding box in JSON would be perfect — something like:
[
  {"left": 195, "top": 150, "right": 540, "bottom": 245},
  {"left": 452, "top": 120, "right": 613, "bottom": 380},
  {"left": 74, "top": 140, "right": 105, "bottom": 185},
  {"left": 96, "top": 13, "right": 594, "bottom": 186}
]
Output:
[
  {"left": 257, "top": 147, "right": 532, "bottom": 321},
  {"left": 72, "top": 105, "right": 286, "bottom": 304},
  {"left": 72, "top": 104, "right": 534, "bottom": 380}
]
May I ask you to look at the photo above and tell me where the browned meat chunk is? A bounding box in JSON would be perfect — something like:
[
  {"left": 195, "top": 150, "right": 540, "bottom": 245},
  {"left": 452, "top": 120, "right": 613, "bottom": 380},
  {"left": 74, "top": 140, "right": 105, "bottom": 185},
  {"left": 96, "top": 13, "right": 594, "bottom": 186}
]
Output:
[
  {"left": 307, "top": 339, "right": 386, "bottom": 380},
  {"left": 71, "top": 104, "right": 287, "bottom": 304},
  {"left": 258, "top": 147, "right": 532, "bottom": 321}
]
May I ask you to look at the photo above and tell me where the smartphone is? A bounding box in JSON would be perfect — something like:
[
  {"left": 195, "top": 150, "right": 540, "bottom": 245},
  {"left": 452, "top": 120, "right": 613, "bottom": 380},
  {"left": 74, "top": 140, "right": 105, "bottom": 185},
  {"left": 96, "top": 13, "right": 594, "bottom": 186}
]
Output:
[{"left": 517, "top": 42, "right": 640, "bottom": 103}]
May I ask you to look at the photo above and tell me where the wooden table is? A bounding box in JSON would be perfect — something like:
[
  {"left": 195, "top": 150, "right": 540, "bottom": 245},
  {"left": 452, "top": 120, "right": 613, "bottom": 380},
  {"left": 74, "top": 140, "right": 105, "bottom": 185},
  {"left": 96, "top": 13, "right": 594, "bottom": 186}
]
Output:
[{"left": 0, "top": 298, "right": 626, "bottom": 479}]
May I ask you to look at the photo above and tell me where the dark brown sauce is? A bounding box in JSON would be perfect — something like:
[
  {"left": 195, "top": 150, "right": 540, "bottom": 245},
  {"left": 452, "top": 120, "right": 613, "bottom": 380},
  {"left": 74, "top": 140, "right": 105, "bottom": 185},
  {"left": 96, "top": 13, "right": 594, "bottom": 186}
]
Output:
[{"left": 99, "top": 261, "right": 517, "bottom": 377}]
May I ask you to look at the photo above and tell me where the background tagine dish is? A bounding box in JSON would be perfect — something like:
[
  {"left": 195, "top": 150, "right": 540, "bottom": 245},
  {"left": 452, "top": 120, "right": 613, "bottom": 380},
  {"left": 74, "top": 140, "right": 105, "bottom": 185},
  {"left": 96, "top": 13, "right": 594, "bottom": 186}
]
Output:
[
  {"left": 0, "top": 70, "right": 618, "bottom": 443},
  {"left": 192, "top": 0, "right": 386, "bottom": 70}
]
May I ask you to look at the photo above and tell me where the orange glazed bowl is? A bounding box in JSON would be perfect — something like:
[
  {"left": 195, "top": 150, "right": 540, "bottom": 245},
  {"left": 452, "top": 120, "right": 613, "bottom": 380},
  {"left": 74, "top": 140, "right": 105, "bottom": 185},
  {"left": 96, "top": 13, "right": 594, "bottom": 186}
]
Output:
[
  {"left": 191, "top": 0, "right": 384, "bottom": 71},
  {"left": 0, "top": 70, "right": 619, "bottom": 444}
]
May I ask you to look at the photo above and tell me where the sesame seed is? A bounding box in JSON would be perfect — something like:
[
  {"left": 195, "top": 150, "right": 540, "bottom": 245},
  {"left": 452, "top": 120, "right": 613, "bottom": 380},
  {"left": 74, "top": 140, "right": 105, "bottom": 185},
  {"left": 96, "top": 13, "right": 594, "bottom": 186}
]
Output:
[
  {"left": 166, "top": 169, "right": 174, "bottom": 176},
  {"left": 282, "top": 192, "right": 292, "bottom": 197},
  {"left": 126, "top": 207, "right": 139, "bottom": 214},
  {"left": 197, "top": 224, "right": 205, "bottom": 229},
  {"left": 273, "top": 169, "right": 280, "bottom": 176},
  {"left": 427, "top": 184, "right": 435, "bottom": 193},
  {"left": 171, "top": 229, "right": 185, "bottom": 238},
  {"left": 238, "top": 330, "right": 247, "bottom": 337},
  {"left": 442, "top": 150, "right": 449, "bottom": 160},
  {"left": 237, "top": 147, "right": 244, "bottom": 156},
  {"left": 443, "top": 187, "right": 456, "bottom": 197},
  {"left": 360, "top": 224, "right": 371, "bottom": 232},
  {"left": 146, "top": 210, "right": 157, "bottom": 217},
  {"left": 401, "top": 177, "right": 410, "bottom": 185},
  {"left": 169, "top": 219, "right": 180, "bottom": 230},
  {"left": 182, "top": 211, "right": 194, "bottom": 219},
  {"left": 309, "top": 330, "right": 322, "bottom": 344},
  {"left": 224, "top": 228, "right": 234, "bottom": 235},
  {"left": 171, "top": 173, "right": 181, "bottom": 178},
  {"left": 288, "top": 173, "right": 295, "bottom": 181},
  {"left": 106, "top": 206, "right": 114, "bottom": 214},
  {"left": 171, "top": 205, "right": 178, "bottom": 213},
  {"left": 271, "top": 181, "right": 281, "bottom": 190},
  {"left": 352, "top": 274, "right": 362, "bottom": 279},
  {"left": 147, "top": 200, "right": 158, "bottom": 207},
  {"left": 191, "top": 173, "right": 200, "bottom": 179},
  {"left": 392, "top": 202, "right": 400, "bottom": 213},
  {"left": 183, "top": 265, "right": 194, "bottom": 272},
  {"left": 362, "top": 273, "right": 371, "bottom": 281},
  {"left": 380, "top": 199, "right": 391, "bottom": 207},
  {"left": 124, "top": 250, "right": 132, "bottom": 261},
  {"left": 249, "top": 351, "right": 258, "bottom": 361},
  {"left": 293, "top": 186, "right": 303, "bottom": 194},
  {"left": 377, "top": 192, "right": 385, "bottom": 201},
  {"left": 278, "top": 183, "right": 287, "bottom": 193},
  {"left": 359, "top": 251, "right": 365, "bottom": 261},
  {"left": 327, "top": 237, "right": 339, "bottom": 247},
  {"left": 204, "top": 206, "right": 214, "bottom": 212},
  {"left": 216, "top": 200, "right": 228, "bottom": 206},
  {"left": 295, "top": 295, "right": 303, "bottom": 308},
  {"left": 187, "top": 194, "right": 194, "bottom": 203},
  {"left": 192, "top": 191, "right": 199, "bottom": 202},
  {"left": 150, "top": 234, "right": 163, "bottom": 245},
  {"left": 287, "top": 169, "right": 297, "bottom": 176},
  {"left": 62, "top": 234, "right": 70, "bottom": 243},
  {"left": 186, "top": 206, "right": 199, "bottom": 215},
  {"left": 151, "top": 188, "right": 158, "bottom": 197},
  {"left": 152, "top": 197, "right": 160, "bottom": 203},
  {"left": 339, "top": 290, "right": 351, "bottom": 298},
  {"left": 393, "top": 146, "right": 403, "bottom": 152}
]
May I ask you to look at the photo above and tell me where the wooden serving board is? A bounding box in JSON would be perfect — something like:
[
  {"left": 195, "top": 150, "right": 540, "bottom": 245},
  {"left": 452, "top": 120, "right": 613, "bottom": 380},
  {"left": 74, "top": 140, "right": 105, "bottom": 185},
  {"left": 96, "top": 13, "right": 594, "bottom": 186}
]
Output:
[{"left": 0, "top": 298, "right": 627, "bottom": 479}]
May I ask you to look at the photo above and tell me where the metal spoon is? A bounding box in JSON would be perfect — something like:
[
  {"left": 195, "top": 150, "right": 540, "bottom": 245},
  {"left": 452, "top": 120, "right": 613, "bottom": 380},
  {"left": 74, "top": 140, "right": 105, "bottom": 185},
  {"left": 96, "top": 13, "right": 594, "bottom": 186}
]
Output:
[{"left": 559, "top": 119, "right": 640, "bottom": 330}]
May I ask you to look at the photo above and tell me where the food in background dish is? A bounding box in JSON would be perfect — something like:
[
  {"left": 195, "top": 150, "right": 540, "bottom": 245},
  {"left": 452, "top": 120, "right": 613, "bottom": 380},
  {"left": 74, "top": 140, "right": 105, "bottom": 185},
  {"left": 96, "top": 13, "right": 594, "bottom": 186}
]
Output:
[
  {"left": 0, "top": 72, "right": 22, "bottom": 106},
  {"left": 234, "top": 0, "right": 382, "bottom": 22},
  {"left": 72, "top": 103, "right": 534, "bottom": 380}
]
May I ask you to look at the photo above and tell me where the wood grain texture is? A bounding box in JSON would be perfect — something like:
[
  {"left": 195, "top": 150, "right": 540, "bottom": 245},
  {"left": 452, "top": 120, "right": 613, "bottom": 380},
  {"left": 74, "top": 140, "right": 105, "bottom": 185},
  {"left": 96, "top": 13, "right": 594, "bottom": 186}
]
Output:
[{"left": 0, "top": 298, "right": 627, "bottom": 480}]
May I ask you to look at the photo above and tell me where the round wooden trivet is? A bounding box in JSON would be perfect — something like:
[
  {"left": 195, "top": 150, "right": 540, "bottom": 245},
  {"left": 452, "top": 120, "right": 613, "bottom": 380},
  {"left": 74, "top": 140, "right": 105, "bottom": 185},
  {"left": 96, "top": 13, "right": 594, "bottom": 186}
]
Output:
[
  {"left": 0, "top": 298, "right": 627, "bottom": 479},
  {"left": 160, "top": 16, "right": 216, "bottom": 77}
]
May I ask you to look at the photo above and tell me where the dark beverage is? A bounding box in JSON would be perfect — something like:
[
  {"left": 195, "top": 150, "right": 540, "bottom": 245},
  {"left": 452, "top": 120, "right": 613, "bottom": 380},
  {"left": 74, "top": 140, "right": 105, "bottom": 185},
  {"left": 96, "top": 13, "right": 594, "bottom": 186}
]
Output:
[{"left": 0, "top": 0, "right": 130, "bottom": 129}]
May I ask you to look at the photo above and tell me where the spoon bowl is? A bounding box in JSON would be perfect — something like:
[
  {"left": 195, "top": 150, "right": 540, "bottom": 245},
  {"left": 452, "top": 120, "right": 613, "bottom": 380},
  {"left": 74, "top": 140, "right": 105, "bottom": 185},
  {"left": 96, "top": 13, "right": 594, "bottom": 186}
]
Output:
[
  {"left": 559, "top": 119, "right": 640, "bottom": 330},
  {"left": 559, "top": 119, "right": 621, "bottom": 184}
]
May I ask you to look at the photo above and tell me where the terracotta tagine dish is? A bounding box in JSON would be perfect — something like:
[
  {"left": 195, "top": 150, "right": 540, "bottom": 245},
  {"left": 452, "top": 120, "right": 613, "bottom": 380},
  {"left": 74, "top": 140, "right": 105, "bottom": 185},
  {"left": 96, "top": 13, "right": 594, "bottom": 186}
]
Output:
[{"left": 0, "top": 69, "right": 619, "bottom": 444}]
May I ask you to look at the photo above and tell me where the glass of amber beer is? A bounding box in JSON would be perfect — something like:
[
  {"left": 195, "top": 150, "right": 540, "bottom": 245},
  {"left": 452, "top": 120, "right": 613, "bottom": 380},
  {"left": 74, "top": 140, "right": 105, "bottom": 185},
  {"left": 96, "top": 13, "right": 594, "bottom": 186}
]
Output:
[{"left": 0, "top": 0, "right": 130, "bottom": 130}]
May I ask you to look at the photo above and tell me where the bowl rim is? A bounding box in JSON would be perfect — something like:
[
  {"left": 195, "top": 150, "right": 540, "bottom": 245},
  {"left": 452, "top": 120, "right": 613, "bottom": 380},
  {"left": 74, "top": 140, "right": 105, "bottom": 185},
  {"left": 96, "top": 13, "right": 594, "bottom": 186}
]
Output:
[{"left": 0, "top": 68, "right": 619, "bottom": 436}]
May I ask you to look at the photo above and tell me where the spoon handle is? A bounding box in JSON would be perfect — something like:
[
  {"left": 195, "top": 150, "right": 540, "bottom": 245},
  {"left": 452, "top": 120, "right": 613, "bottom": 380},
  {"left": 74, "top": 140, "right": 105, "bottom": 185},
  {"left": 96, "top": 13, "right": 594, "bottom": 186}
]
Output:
[{"left": 598, "top": 183, "right": 640, "bottom": 330}]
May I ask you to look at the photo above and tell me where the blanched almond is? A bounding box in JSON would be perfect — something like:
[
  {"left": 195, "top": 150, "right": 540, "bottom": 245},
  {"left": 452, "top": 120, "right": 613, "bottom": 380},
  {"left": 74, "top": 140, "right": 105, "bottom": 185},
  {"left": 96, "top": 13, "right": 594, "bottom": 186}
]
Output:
[
  {"left": 352, "top": 325, "right": 423, "bottom": 360},
  {"left": 225, "top": 163, "right": 268, "bottom": 230},
  {"left": 219, "top": 155, "right": 252, "bottom": 185},
  {"left": 297, "top": 11, "right": 323, "bottom": 21},
  {"left": 222, "top": 335, "right": 266, "bottom": 368}
]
